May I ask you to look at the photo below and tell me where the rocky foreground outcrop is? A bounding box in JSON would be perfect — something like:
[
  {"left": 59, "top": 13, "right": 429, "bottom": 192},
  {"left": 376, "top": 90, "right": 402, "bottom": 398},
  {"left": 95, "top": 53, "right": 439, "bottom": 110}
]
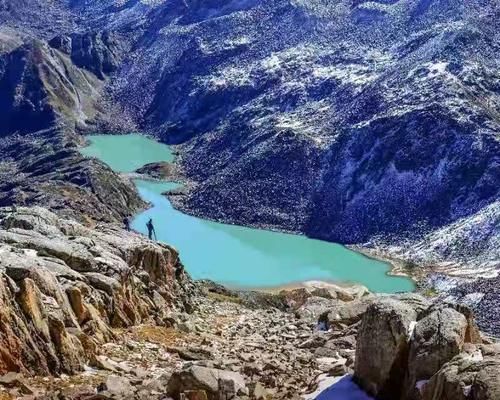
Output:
[
  {"left": 353, "top": 298, "right": 499, "bottom": 400},
  {"left": 0, "top": 206, "right": 195, "bottom": 377}
]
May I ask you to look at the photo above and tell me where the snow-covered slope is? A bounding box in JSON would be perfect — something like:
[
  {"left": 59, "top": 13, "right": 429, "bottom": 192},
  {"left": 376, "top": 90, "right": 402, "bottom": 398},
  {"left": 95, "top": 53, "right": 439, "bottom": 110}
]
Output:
[{"left": 384, "top": 201, "right": 499, "bottom": 276}]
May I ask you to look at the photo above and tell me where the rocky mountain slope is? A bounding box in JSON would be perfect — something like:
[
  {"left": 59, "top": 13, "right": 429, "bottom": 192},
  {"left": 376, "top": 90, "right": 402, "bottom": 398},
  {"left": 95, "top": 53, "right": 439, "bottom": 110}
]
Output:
[
  {"left": 0, "top": 127, "right": 143, "bottom": 223},
  {"left": 0, "top": 207, "right": 195, "bottom": 377},
  {"left": 0, "top": 208, "right": 497, "bottom": 399},
  {"left": 90, "top": 0, "right": 500, "bottom": 273},
  {"left": 0, "top": 22, "right": 142, "bottom": 223}
]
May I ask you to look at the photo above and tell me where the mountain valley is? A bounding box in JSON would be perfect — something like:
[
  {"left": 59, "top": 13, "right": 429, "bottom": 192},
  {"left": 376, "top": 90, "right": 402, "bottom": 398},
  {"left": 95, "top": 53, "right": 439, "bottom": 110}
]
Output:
[{"left": 0, "top": 0, "right": 499, "bottom": 398}]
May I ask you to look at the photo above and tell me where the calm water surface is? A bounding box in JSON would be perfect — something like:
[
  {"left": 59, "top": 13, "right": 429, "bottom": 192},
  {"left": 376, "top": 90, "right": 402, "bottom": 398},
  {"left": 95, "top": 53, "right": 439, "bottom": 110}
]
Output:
[{"left": 81, "top": 134, "right": 414, "bottom": 293}]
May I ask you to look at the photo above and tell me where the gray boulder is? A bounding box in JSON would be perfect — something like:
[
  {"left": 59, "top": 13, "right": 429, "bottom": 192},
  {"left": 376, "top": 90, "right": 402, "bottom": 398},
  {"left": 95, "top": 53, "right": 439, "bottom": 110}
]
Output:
[
  {"left": 353, "top": 295, "right": 495, "bottom": 400},
  {"left": 167, "top": 366, "right": 246, "bottom": 400},
  {"left": 422, "top": 344, "right": 500, "bottom": 400},
  {"left": 404, "top": 307, "right": 468, "bottom": 399},
  {"left": 102, "top": 375, "right": 135, "bottom": 397},
  {"left": 320, "top": 296, "right": 376, "bottom": 329},
  {"left": 354, "top": 298, "right": 418, "bottom": 399}
]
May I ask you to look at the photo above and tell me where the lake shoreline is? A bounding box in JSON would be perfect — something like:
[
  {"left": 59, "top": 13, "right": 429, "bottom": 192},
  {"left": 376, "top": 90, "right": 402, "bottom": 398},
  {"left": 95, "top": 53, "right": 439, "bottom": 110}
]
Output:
[
  {"left": 232, "top": 279, "right": 370, "bottom": 295},
  {"left": 161, "top": 169, "right": 419, "bottom": 290},
  {"left": 83, "top": 133, "right": 420, "bottom": 292},
  {"left": 166, "top": 192, "right": 418, "bottom": 291},
  {"left": 127, "top": 173, "right": 421, "bottom": 292},
  {"left": 81, "top": 134, "right": 416, "bottom": 294},
  {"left": 348, "top": 246, "right": 422, "bottom": 283}
]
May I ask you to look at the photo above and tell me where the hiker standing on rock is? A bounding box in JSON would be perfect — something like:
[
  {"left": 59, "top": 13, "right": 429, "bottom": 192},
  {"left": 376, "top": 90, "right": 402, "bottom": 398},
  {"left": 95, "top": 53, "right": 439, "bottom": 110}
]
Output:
[
  {"left": 123, "top": 216, "right": 131, "bottom": 231},
  {"left": 146, "top": 218, "right": 157, "bottom": 240}
]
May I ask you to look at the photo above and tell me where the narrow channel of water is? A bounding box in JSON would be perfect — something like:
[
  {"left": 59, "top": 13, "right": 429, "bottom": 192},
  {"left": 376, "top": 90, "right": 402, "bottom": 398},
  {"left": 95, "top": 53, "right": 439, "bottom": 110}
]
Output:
[{"left": 81, "top": 134, "right": 414, "bottom": 293}]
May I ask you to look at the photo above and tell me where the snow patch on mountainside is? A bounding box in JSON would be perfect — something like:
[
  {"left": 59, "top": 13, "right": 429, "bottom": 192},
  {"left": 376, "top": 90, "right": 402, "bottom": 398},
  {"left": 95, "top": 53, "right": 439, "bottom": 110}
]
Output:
[
  {"left": 196, "top": 44, "right": 390, "bottom": 94},
  {"left": 378, "top": 201, "right": 500, "bottom": 278}
]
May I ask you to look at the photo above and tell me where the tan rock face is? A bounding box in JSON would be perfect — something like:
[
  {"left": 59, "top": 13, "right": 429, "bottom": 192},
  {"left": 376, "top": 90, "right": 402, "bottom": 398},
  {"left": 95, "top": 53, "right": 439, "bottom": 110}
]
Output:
[
  {"left": 0, "top": 207, "right": 197, "bottom": 376},
  {"left": 0, "top": 276, "right": 39, "bottom": 374},
  {"left": 279, "top": 283, "right": 368, "bottom": 311},
  {"left": 353, "top": 295, "right": 500, "bottom": 400},
  {"left": 421, "top": 345, "right": 500, "bottom": 400},
  {"left": 472, "top": 363, "right": 500, "bottom": 400}
]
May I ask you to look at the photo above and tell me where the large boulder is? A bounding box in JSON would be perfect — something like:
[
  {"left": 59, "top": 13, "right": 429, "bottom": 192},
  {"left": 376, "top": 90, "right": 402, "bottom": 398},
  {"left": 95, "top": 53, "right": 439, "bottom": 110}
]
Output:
[
  {"left": 404, "top": 307, "right": 468, "bottom": 399},
  {"left": 280, "top": 283, "right": 368, "bottom": 310},
  {"left": 353, "top": 295, "right": 490, "bottom": 400},
  {"left": 167, "top": 366, "right": 247, "bottom": 400},
  {"left": 296, "top": 296, "right": 339, "bottom": 322},
  {"left": 422, "top": 344, "right": 500, "bottom": 400},
  {"left": 354, "top": 298, "right": 418, "bottom": 399},
  {"left": 101, "top": 375, "right": 135, "bottom": 397},
  {"left": 319, "top": 296, "right": 376, "bottom": 329}
]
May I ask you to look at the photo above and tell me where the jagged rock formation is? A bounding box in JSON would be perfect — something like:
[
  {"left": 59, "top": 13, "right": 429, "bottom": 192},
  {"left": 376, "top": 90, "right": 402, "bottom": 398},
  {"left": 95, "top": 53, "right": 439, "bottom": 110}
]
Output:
[
  {"left": 0, "top": 38, "right": 104, "bottom": 135},
  {"left": 423, "top": 344, "right": 500, "bottom": 400},
  {"left": 0, "top": 207, "right": 195, "bottom": 376},
  {"left": 0, "top": 27, "right": 144, "bottom": 223},
  {"left": 0, "top": 129, "right": 144, "bottom": 223},
  {"left": 0, "top": 243, "right": 497, "bottom": 400},
  {"left": 49, "top": 31, "right": 125, "bottom": 80}
]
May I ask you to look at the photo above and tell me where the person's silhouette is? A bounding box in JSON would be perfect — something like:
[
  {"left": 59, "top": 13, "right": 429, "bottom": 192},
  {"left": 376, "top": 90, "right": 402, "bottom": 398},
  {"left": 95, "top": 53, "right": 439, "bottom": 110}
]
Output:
[
  {"left": 146, "top": 218, "right": 156, "bottom": 240},
  {"left": 123, "top": 216, "right": 131, "bottom": 231}
]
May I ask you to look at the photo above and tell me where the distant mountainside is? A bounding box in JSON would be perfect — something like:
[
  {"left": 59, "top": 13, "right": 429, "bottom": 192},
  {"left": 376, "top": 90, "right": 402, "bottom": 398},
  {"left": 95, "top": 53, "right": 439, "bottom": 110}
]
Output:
[
  {"left": 103, "top": 0, "right": 500, "bottom": 272},
  {"left": 0, "top": 23, "right": 141, "bottom": 222},
  {"left": 0, "top": 0, "right": 498, "bottom": 274}
]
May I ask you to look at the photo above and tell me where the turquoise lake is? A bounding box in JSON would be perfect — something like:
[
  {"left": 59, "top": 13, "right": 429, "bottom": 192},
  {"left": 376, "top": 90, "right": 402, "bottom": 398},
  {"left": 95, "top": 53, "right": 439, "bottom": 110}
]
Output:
[{"left": 81, "top": 134, "right": 415, "bottom": 293}]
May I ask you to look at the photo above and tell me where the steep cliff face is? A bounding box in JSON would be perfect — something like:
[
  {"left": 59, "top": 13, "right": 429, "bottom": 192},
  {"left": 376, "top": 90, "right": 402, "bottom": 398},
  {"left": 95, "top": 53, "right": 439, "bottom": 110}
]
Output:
[
  {"left": 0, "top": 27, "right": 144, "bottom": 223},
  {"left": 49, "top": 31, "right": 125, "bottom": 80},
  {"left": 0, "top": 39, "right": 103, "bottom": 136}
]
